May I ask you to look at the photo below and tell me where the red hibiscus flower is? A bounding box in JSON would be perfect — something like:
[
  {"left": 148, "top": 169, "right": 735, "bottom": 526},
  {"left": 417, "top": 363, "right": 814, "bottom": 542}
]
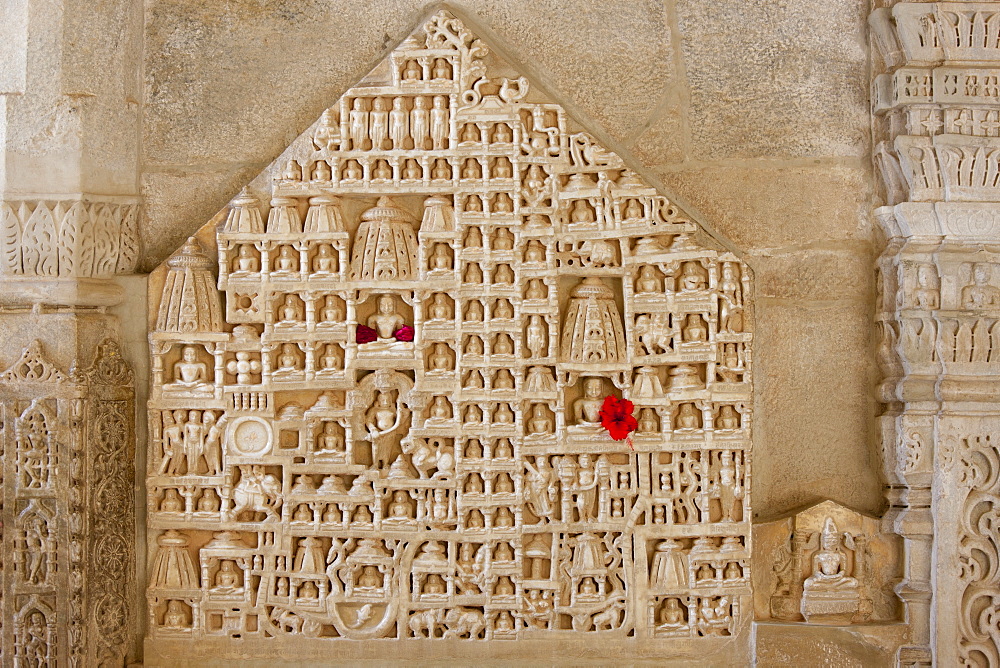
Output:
[
  {"left": 599, "top": 395, "right": 637, "bottom": 441},
  {"left": 355, "top": 324, "right": 377, "bottom": 344},
  {"left": 393, "top": 325, "right": 414, "bottom": 342}
]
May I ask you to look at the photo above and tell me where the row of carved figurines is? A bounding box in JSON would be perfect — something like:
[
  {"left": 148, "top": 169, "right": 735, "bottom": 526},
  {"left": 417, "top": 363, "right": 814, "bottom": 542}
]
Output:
[
  {"left": 225, "top": 242, "right": 728, "bottom": 294},
  {"left": 155, "top": 596, "right": 734, "bottom": 638},
  {"left": 909, "top": 262, "right": 1000, "bottom": 310}
]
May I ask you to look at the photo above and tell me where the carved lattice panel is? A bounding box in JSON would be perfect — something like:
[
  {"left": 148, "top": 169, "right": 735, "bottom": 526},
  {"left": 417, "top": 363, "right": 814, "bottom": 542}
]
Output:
[{"left": 146, "top": 10, "right": 752, "bottom": 653}]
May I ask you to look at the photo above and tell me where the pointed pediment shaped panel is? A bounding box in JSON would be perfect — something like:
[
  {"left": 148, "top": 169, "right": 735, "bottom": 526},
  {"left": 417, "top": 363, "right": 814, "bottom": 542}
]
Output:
[{"left": 147, "top": 9, "right": 753, "bottom": 657}]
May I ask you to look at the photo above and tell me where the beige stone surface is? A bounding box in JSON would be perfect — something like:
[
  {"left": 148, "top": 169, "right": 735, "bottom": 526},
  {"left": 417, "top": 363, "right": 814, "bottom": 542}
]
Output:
[
  {"left": 753, "top": 301, "right": 879, "bottom": 518},
  {"left": 753, "top": 621, "right": 910, "bottom": 667},
  {"left": 676, "top": 0, "right": 870, "bottom": 161}
]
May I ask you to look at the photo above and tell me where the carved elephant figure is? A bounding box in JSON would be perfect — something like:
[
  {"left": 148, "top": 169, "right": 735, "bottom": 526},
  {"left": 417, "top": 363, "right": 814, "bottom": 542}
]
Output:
[{"left": 443, "top": 607, "right": 486, "bottom": 639}]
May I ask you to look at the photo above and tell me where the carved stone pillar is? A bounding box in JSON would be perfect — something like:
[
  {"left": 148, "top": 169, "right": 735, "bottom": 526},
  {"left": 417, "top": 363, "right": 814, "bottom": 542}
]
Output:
[
  {"left": 0, "top": 0, "right": 142, "bottom": 664},
  {"left": 871, "top": 3, "right": 1000, "bottom": 664}
]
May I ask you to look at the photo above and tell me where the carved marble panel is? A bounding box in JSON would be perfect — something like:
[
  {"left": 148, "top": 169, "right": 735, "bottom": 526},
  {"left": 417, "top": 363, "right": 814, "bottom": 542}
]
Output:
[
  {"left": 146, "top": 10, "right": 752, "bottom": 653},
  {"left": 0, "top": 338, "right": 136, "bottom": 666}
]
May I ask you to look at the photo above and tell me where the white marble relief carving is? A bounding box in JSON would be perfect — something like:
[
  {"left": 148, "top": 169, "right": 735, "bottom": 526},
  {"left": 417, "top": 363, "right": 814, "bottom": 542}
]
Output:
[{"left": 146, "top": 9, "right": 752, "bottom": 644}]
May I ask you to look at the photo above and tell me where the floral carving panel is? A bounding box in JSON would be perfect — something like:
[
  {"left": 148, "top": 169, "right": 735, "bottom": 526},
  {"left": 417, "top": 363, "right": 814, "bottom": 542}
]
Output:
[{"left": 146, "top": 10, "right": 752, "bottom": 652}]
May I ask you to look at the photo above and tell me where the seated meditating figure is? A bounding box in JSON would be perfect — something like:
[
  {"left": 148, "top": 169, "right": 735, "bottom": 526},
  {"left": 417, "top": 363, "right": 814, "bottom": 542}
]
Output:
[
  {"left": 318, "top": 296, "right": 344, "bottom": 325},
  {"left": 635, "top": 265, "right": 660, "bottom": 293},
  {"left": 319, "top": 344, "right": 342, "bottom": 371},
  {"left": 465, "top": 194, "right": 484, "bottom": 212},
  {"left": 637, "top": 408, "right": 660, "bottom": 433},
  {"left": 524, "top": 240, "right": 546, "bottom": 263},
  {"left": 525, "top": 279, "right": 547, "bottom": 300},
  {"left": 316, "top": 421, "right": 345, "bottom": 455},
  {"left": 464, "top": 300, "right": 484, "bottom": 321},
  {"left": 357, "top": 565, "right": 382, "bottom": 590},
  {"left": 360, "top": 295, "right": 412, "bottom": 352},
  {"left": 962, "top": 263, "right": 1000, "bottom": 308},
  {"left": 276, "top": 294, "right": 303, "bottom": 325},
  {"left": 682, "top": 314, "right": 708, "bottom": 343},
  {"left": 274, "top": 343, "right": 302, "bottom": 376},
  {"left": 197, "top": 489, "right": 221, "bottom": 512},
  {"left": 233, "top": 245, "right": 259, "bottom": 273},
  {"left": 428, "top": 343, "right": 453, "bottom": 372},
  {"left": 570, "top": 199, "right": 595, "bottom": 224},
  {"left": 493, "top": 334, "right": 514, "bottom": 355},
  {"left": 801, "top": 517, "right": 862, "bottom": 623},
  {"left": 464, "top": 226, "right": 483, "bottom": 247},
  {"left": 678, "top": 262, "right": 707, "bottom": 291},
  {"left": 572, "top": 377, "right": 604, "bottom": 426},
  {"left": 465, "top": 336, "right": 484, "bottom": 355},
  {"left": 342, "top": 159, "right": 363, "bottom": 180},
  {"left": 492, "top": 123, "right": 513, "bottom": 143},
  {"left": 675, "top": 403, "right": 701, "bottom": 430},
  {"left": 427, "top": 396, "right": 453, "bottom": 422},
  {"left": 160, "top": 488, "right": 184, "bottom": 512},
  {"left": 214, "top": 560, "right": 241, "bottom": 590},
  {"left": 402, "top": 159, "right": 422, "bottom": 180},
  {"left": 493, "top": 298, "right": 514, "bottom": 319},
  {"left": 464, "top": 369, "right": 484, "bottom": 388},
  {"left": 715, "top": 405, "right": 740, "bottom": 430},
  {"left": 163, "top": 601, "right": 190, "bottom": 629},
  {"left": 495, "top": 439, "right": 513, "bottom": 458},
  {"left": 431, "top": 159, "right": 451, "bottom": 180},
  {"left": 493, "top": 193, "right": 514, "bottom": 213},
  {"left": 493, "top": 403, "right": 514, "bottom": 424},
  {"left": 623, "top": 198, "right": 644, "bottom": 220},
  {"left": 492, "top": 158, "right": 514, "bottom": 180},
  {"left": 493, "top": 263, "right": 514, "bottom": 284},
  {"left": 493, "top": 369, "right": 515, "bottom": 389},
  {"left": 527, "top": 404, "right": 554, "bottom": 435},
  {"left": 273, "top": 246, "right": 298, "bottom": 274},
  {"left": 383, "top": 491, "right": 415, "bottom": 525},
  {"left": 804, "top": 518, "right": 858, "bottom": 592},
  {"left": 423, "top": 574, "right": 447, "bottom": 597},
  {"left": 657, "top": 599, "right": 687, "bottom": 632},
  {"left": 312, "top": 244, "right": 338, "bottom": 274},
  {"left": 492, "top": 227, "right": 515, "bottom": 250},
  {"left": 427, "top": 293, "right": 453, "bottom": 320},
  {"left": 164, "top": 346, "right": 213, "bottom": 393},
  {"left": 371, "top": 160, "right": 392, "bottom": 180},
  {"left": 429, "top": 244, "right": 452, "bottom": 271}
]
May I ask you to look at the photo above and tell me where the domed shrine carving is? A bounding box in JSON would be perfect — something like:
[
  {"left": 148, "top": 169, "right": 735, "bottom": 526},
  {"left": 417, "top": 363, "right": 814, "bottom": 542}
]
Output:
[{"left": 146, "top": 10, "right": 751, "bottom": 650}]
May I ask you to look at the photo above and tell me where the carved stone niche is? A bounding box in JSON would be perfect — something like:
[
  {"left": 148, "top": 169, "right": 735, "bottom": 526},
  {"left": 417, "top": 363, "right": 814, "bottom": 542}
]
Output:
[
  {"left": 752, "top": 500, "right": 901, "bottom": 625},
  {"left": 144, "top": 8, "right": 753, "bottom": 663}
]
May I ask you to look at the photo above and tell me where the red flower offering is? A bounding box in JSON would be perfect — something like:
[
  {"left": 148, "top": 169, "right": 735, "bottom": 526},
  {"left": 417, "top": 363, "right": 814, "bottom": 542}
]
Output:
[
  {"left": 599, "top": 395, "right": 637, "bottom": 442},
  {"left": 355, "top": 324, "right": 377, "bottom": 344},
  {"left": 393, "top": 325, "right": 414, "bottom": 342}
]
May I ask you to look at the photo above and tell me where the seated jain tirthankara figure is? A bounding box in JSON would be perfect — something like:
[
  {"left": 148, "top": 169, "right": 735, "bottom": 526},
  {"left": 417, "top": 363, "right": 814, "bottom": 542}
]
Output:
[{"left": 145, "top": 9, "right": 752, "bottom": 660}]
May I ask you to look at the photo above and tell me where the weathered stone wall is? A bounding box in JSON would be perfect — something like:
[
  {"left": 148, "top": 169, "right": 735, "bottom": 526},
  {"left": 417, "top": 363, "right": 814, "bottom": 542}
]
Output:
[{"left": 139, "top": 0, "right": 881, "bottom": 524}]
